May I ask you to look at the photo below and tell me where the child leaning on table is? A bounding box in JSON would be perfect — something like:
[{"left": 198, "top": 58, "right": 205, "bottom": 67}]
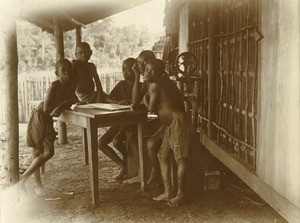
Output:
[
  {"left": 20, "top": 59, "right": 79, "bottom": 196},
  {"left": 72, "top": 42, "right": 109, "bottom": 103}
]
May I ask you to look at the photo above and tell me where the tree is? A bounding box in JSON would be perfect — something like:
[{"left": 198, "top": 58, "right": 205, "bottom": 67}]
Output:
[{"left": 14, "top": 18, "right": 157, "bottom": 73}]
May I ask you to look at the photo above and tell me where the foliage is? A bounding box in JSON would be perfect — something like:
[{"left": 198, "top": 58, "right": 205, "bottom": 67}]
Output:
[{"left": 16, "top": 18, "right": 156, "bottom": 73}]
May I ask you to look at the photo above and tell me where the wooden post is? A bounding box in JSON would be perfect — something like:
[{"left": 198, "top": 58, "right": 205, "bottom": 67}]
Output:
[
  {"left": 4, "top": 19, "right": 19, "bottom": 185},
  {"left": 208, "top": 2, "right": 218, "bottom": 139},
  {"left": 76, "top": 25, "right": 87, "bottom": 152},
  {"left": 54, "top": 15, "right": 67, "bottom": 144},
  {"left": 76, "top": 26, "right": 82, "bottom": 44}
]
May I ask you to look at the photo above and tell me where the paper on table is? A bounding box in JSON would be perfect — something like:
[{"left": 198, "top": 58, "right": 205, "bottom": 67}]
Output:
[
  {"left": 147, "top": 113, "right": 158, "bottom": 119},
  {"left": 73, "top": 103, "right": 132, "bottom": 111}
]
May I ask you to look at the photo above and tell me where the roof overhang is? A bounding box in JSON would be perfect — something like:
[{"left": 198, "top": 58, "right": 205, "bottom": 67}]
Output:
[{"left": 19, "top": 0, "right": 152, "bottom": 33}]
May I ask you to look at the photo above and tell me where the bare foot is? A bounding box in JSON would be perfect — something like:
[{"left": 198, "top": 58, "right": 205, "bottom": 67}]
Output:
[
  {"left": 123, "top": 175, "right": 140, "bottom": 184},
  {"left": 114, "top": 167, "right": 127, "bottom": 180},
  {"left": 34, "top": 186, "right": 46, "bottom": 197},
  {"left": 18, "top": 181, "right": 27, "bottom": 195},
  {"left": 147, "top": 170, "right": 161, "bottom": 189},
  {"left": 167, "top": 194, "right": 186, "bottom": 207},
  {"left": 153, "top": 192, "right": 173, "bottom": 202}
]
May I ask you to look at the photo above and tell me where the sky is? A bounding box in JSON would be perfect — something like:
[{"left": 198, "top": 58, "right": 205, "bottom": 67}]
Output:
[{"left": 110, "top": 0, "right": 165, "bottom": 34}]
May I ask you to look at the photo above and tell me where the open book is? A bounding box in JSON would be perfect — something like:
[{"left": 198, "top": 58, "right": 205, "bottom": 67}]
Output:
[{"left": 73, "top": 103, "right": 132, "bottom": 111}]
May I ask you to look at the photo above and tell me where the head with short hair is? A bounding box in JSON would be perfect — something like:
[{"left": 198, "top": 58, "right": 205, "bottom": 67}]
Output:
[
  {"left": 144, "top": 59, "right": 165, "bottom": 83},
  {"left": 75, "top": 42, "right": 92, "bottom": 62},
  {"left": 137, "top": 50, "right": 156, "bottom": 75},
  {"left": 55, "top": 59, "right": 73, "bottom": 83},
  {"left": 122, "top": 57, "right": 136, "bottom": 82}
]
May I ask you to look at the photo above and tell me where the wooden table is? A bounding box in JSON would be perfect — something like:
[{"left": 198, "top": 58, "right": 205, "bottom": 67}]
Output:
[{"left": 58, "top": 108, "right": 148, "bottom": 205}]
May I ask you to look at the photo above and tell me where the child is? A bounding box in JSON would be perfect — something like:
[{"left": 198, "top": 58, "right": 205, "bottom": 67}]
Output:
[
  {"left": 98, "top": 58, "right": 142, "bottom": 179},
  {"left": 124, "top": 51, "right": 165, "bottom": 189},
  {"left": 20, "top": 59, "right": 78, "bottom": 195},
  {"left": 72, "top": 42, "right": 107, "bottom": 103},
  {"left": 143, "top": 59, "right": 191, "bottom": 207}
]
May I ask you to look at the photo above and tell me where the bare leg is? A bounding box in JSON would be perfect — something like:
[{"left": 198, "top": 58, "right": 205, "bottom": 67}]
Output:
[
  {"left": 153, "top": 149, "right": 173, "bottom": 201},
  {"left": 147, "top": 135, "right": 162, "bottom": 189},
  {"left": 32, "top": 147, "right": 43, "bottom": 188},
  {"left": 112, "top": 129, "right": 127, "bottom": 179},
  {"left": 123, "top": 129, "right": 140, "bottom": 184},
  {"left": 168, "top": 158, "right": 188, "bottom": 207},
  {"left": 98, "top": 127, "right": 126, "bottom": 179},
  {"left": 20, "top": 139, "right": 54, "bottom": 192}
]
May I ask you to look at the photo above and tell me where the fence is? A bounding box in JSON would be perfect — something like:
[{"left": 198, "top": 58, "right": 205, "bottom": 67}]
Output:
[{"left": 0, "top": 68, "right": 121, "bottom": 124}]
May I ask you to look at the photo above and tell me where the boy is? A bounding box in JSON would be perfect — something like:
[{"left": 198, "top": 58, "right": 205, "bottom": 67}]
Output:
[
  {"left": 98, "top": 58, "right": 142, "bottom": 179},
  {"left": 72, "top": 42, "right": 107, "bottom": 103},
  {"left": 20, "top": 59, "right": 78, "bottom": 195},
  {"left": 124, "top": 51, "right": 165, "bottom": 188},
  {"left": 143, "top": 59, "right": 191, "bottom": 207}
]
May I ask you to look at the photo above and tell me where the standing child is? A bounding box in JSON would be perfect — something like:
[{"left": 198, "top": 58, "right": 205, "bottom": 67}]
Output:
[
  {"left": 143, "top": 59, "right": 191, "bottom": 207},
  {"left": 98, "top": 58, "right": 142, "bottom": 179},
  {"left": 72, "top": 42, "right": 107, "bottom": 103},
  {"left": 20, "top": 59, "right": 78, "bottom": 195}
]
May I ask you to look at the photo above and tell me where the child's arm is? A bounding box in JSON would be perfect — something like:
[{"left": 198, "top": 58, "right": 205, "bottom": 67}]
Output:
[
  {"left": 43, "top": 84, "right": 58, "bottom": 115},
  {"left": 143, "top": 83, "right": 159, "bottom": 113},
  {"left": 49, "top": 94, "right": 78, "bottom": 117},
  {"left": 107, "top": 82, "right": 130, "bottom": 105},
  {"left": 106, "top": 96, "right": 130, "bottom": 105},
  {"left": 44, "top": 83, "right": 78, "bottom": 117},
  {"left": 91, "top": 64, "right": 112, "bottom": 103},
  {"left": 132, "top": 62, "right": 143, "bottom": 104},
  {"left": 91, "top": 64, "right": 104, "bottom": 94}
]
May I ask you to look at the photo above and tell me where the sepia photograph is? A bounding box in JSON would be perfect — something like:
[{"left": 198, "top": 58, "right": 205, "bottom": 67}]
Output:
[{"left": 0, "top": 0, "right": 299, "bottom": 222}]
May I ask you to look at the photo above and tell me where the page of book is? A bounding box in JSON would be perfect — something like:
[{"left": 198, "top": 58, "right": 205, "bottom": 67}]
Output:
[{"left": 73, "top": 103, "right": 132, "bottom": 111}]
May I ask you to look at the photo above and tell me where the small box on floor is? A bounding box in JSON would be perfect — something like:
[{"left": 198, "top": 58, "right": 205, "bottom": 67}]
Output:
[{"left": 204, "top": 170, "right": 221, "bottom": 190}]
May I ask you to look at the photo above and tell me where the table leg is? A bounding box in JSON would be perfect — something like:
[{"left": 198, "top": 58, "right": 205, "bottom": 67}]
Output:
[
  {"left": 87, "top": 119, "right": 99, "bottom": 205},
  {"left": 82, "top": 128, "right": 89, "bottom": 165},
  {"left": 137, "top": 123, "right": 147, "bottom": 191},
  {"left": 58, "top": 121, "right": 67, "bottom": 144}
]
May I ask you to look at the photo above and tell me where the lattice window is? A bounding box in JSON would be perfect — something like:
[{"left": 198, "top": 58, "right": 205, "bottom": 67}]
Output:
[
  {"left": 214, "top": 0, "right": 260, "bottom": 170},
  {"left": 188, "top": 0, "right": 210, "bottom": 133},
  {"left": 188, "top": 0, "right": 261, "bottom": 171}
]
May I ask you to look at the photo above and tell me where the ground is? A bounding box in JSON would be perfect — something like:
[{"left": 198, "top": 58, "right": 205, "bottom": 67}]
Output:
[{"left": 0, "top": 124, "right": 286, "bottom": 223}]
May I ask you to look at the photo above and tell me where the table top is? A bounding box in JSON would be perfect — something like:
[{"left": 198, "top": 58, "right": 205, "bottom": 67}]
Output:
[{"left": 63, "top": 108, "right": 148, "bottom": 119}]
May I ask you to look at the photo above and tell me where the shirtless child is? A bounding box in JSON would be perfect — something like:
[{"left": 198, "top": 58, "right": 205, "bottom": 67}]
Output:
[
  {"left": 124, "top": 51, "right": 165, "bottom": 188},
  {"left": 20, "top": 59, "right": 78, "bottom": 195},
  {"left": 72, "top": 42, "right": 107, "bottom": 103},
  {"left": 98, "top": 58, "right": 141, "bottom": 179},
  {"left": 143, "top": 59, "right": 191, "bottom": 206}
]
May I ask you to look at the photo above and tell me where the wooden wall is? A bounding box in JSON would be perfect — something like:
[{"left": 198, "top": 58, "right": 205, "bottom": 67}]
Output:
[
  {"left": 258, "top": 0, "right": 300, "bottom": 209},
  {"left": 179, "top": 2, "right": 189, "bottom": 53},
  {"left": 173, "top": 0, "right": 300, "bottom": 220}
]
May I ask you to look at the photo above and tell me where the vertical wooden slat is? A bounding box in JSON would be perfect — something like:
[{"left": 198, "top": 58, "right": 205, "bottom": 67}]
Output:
[
  {"left": 231, "top": 3, "right": 237, "bottom": 153},
  {"left": 24, "top": 76, "right": 28, "bottom": 121},
  {"left": 244, "top": 2, "right": 250, "bottom": 163},
  {"left": 224, "top": 2, "right": 230, "bottom": 150},
  {"left": 54, "top": 15, "right": 67, "bottom": 145},
  {"left": 219, "top": 3, "right": 224, "bottom": 143},
  {"left": 4, "top": 18, "right": 19, "bottom": 185},
  {"left": 208, "top": 0, "right": 218, "bottom": 139}
]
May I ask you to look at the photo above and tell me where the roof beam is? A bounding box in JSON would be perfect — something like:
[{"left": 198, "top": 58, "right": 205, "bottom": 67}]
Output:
[
  {"left": 27, "top": 15, "right": 54, "bottom": 31},
  {"left": 60, "top": 11, "right": 85, "bottom": 27}
]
